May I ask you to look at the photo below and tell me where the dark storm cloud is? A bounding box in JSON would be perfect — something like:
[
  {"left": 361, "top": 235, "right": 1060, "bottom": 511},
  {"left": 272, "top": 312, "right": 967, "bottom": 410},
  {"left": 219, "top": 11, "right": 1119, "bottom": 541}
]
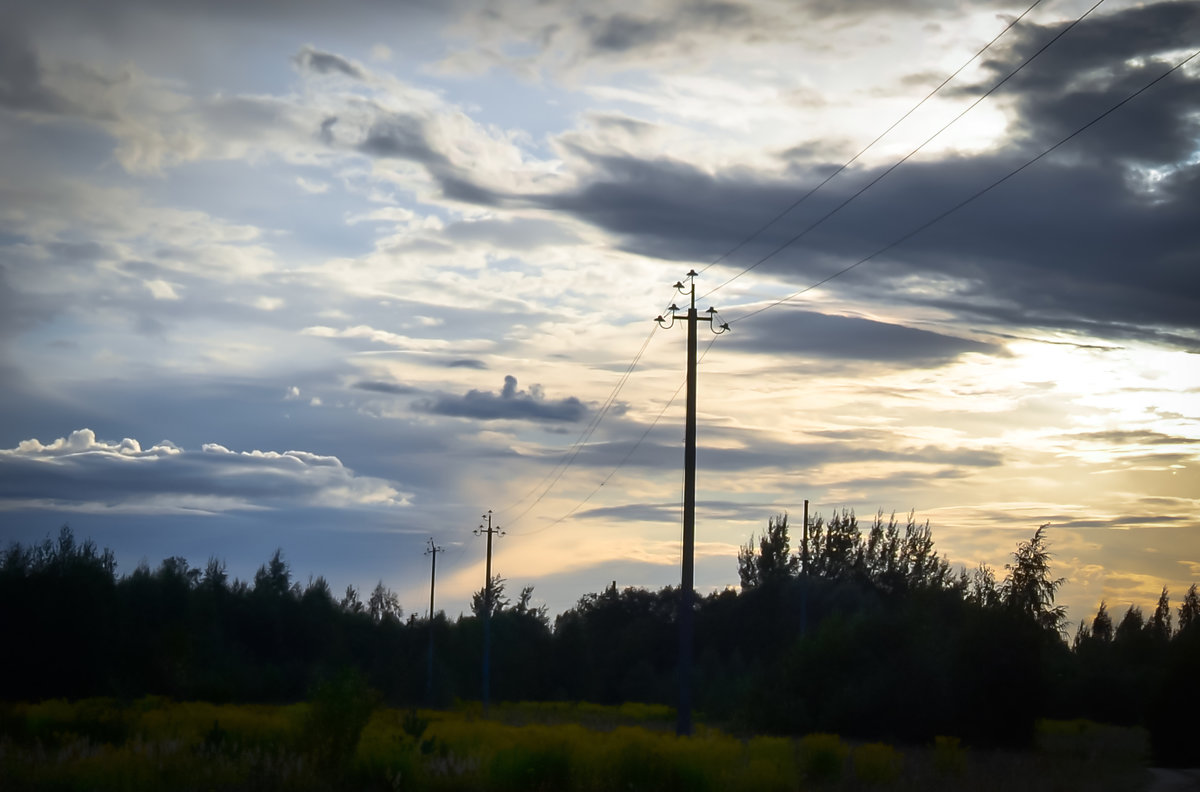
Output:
[
  {"left": 531, "top": 1, "right": 1200, "bottom": 346},
  {"left": 438, "top": 175, "right": 506, "bottom": 207},
  {"left": 0, "top": 32, "right": 61, "bottom": 113},
  {"left": 974, "top": 0, "right": 1200, "bottom": 165},
  {"left": 415, "top": 375, "right": 587, "bottom": 423},
  {"left": 8, "top": 0, "right": 445, "bottom": 43},
  {"left": 580, "top": 3, "right": 754, "bottom": 55},
  {"left": 443, "top": 217, "right": 579, "bottom": 249},
  {"left": 536, "top": 149, "right": 808, "bottom": 263},
  {"left": 577, "top": 499, "right": 778, "bottom": 522},
  {"left": 588, "top": 113, "right": 660, "bottom": 138},
  {"left": 533, "top": 422, "right": 1003, "bottom": 473},
  {"left": 44, "top": 241, "right": 112, "bottom": 263},
  {"left": 293, "top": 45, "right": 365, "bottom": 79},
  {"left": 584, "top": 14, "right": 669, "bottom": 53},
  {"left": 723, "top": 309, "right": 1000, "bottom": 364},
  {"left": 1065, "top": 430, "right": 1197, "bottom": 447},
  {"left": 358, "top": 113, "right": 450, "bottom": 166},
  {"left": 353, "top": 112, "right": 507, "bottom": 206},
  {"left": 352, "top": 380, "right": 418, "bottom": 395},
  {"left": 802, "top": 0, "right": 1008, "bottom": 18},
  {"left": 1052, "top": 514, "right": 1191, "bottom": 530}
]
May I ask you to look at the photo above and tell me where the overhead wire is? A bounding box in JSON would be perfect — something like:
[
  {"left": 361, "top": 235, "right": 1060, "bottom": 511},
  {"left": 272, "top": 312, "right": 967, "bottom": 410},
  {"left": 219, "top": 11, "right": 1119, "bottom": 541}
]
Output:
[
  {"left": 492, "top": 0, "right": 1135, "bottom": 536},
  {"left": 693, "top": 0, "right": 1046, "bottom": 280},
  {"left": 727, "top": 46, "right": 1200, "bottom": 327},
  {"left": 498, "top": 0, "right": 1050, "bottom": 533},
  {"left": 500, "top": 291, "right": 681, "bottom": 528},
  {"left": 698, "top": 0, "right": 1108, "bottom": 303},
  {"left": 510, "top": 335, "right": 722, "bottom": 536}
]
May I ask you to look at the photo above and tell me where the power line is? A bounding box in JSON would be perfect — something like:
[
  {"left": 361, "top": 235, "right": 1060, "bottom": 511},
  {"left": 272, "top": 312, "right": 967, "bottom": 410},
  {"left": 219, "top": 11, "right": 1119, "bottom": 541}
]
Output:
[
  {"left": 487, "top": 0, "right": 1127, "bottom": 538},
  {"left": 728, "top": 46, "right": 1200, "bottom": 327},
  {"left": 498, "top": 1, "right": 1050, "bottom": 530},
  {"left": 509, "top": 333, "right": 722, "bottom": 537},
  {"left": 699, "top": 0, "right": 1108, "bottom": 303},
  {"left": 693, "top": 0, "right": 1045, "bottom": 281},
  {"left": 500, "top": 287, "right": 682, "bottom": 520},
  {"left": 499, "top": 302, "right": 672, "bottom": 528}
]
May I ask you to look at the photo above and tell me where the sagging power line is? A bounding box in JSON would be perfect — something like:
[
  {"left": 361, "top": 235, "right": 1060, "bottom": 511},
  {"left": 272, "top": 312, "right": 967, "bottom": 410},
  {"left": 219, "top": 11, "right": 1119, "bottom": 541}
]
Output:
[
  {"left": 700, "top": 0, "right": 1110, "bottom": 304},
  {"left": 728, "top": 45, "right": 1200, "bottom": 327},
  {"left": 695, "top": 0, "right": 1046, "bottom": 283}
]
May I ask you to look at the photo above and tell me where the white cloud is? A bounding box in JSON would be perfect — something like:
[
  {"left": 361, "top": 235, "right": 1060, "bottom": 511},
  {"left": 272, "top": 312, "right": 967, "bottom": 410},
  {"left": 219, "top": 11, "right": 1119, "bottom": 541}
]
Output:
[
  {"left": 301, "top": 324, "right": 495, "bottom": 353},
  {"left": 145, "top": 279, "right": 180, "bottom": 300},
  {"left": 296, "top": 176, "right": 330, "bottom": 194},
  {"left": 254, "top": 296, "right": 285, "bottom": 311},
  {"left": 0, "top": 430, "right": 411, "bottom": 513}
]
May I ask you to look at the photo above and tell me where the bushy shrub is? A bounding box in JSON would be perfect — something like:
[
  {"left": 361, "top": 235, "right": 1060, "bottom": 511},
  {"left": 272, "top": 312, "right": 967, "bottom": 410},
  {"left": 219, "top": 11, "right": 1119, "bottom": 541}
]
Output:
[
  {"left": 489, "top": 742, "right": 572, "bottom": 791},
  {"left": 798, "top": 733, "right": 848, "bottom": 784},
  {"left": 932, "top": 735, "right": 966, "bottom": 777},
  {"left": 852, "top": 742, "right": 903, "bottom": 785},
  {"left": 300, "top": 668, "right": 377, "bottom": 772}
]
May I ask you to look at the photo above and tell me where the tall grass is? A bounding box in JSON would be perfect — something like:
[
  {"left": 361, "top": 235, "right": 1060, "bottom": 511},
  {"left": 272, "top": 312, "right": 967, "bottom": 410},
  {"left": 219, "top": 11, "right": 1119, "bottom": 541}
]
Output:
[{"left": 0, "top": 698, "right": 1152, "bottom": 792}]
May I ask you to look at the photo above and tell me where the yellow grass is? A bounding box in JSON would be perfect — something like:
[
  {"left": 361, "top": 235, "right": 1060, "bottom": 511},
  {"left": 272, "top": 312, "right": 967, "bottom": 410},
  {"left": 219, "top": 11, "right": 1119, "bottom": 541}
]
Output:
[{"left": 0, "top": 698, "right": 1151, "bottom": 792}]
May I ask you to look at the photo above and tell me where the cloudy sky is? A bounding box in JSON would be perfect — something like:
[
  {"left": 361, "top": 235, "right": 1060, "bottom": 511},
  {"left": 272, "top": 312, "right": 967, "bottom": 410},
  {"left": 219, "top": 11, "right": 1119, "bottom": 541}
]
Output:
[{"left": 2, "top": 0, "right": 1198, "bottom": 626}]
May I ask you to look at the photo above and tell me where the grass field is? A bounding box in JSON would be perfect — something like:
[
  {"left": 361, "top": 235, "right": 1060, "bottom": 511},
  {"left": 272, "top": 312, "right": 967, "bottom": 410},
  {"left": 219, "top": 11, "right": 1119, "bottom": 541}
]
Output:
[{"left": 0, "top": 697, "right": 1151, "bottom": 791}]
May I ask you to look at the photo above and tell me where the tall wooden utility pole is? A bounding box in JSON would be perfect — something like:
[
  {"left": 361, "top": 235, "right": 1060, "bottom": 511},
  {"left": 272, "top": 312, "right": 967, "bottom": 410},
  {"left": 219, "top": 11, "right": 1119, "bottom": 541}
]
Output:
[
  {"left": 801, "top": 499, "right": 809, "bottom": 636},
  {"left": 424, "top": 537, "right": 443, "bottom": 704},
  {"left": 474, "top": 510, "right": 503, "bottom": 716},
  {"left": 657, "top": 270, "right": 728, "bottom": 736}
]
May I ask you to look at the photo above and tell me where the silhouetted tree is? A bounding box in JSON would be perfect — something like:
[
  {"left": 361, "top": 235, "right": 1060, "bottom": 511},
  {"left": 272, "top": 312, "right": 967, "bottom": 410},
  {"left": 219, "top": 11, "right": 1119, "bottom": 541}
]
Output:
[
  {"left": 1179, "top": 583, "right": 1199, "bottom": 633},
  {"left": 1148, "top": 587, "right": 1172, "bottom": 642},
  {"left": 513, "top": 585, "right": 548, "bottom": 623},
  {"left": 341, "top": 585, "right": 364, "bottom": 614},
  {"left": 967, "top": 564, "right": 1002, "bottom": 609},
  {"left": 201, "top": 556, "right": 228, "bottom": 592},
  {"left": 367, "top": 581, "right": 402, "bottom": 624},
  {"left": 471, "top": 575, "right": 510, "bottom": 618},
  {"left": 253, "top": 549, "right": 291, "bottom": 598},
  {"left": 1114, "top": 605, "right": 1145, "bottom": 643},
  {"left": 1092, "top": 600, "right": 1114, "bottom": 642},
  {"left": 1003, "top": 524, "right": 1066, "bottom": 633},
  {"left": 738, "top": 513, "right": 798, "bottom": 589}
]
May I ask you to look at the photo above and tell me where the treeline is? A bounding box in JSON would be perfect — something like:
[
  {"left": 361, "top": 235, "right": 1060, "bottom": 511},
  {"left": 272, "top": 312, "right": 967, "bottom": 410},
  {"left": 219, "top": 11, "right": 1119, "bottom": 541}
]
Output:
[{"left": 3, "top": 519, "right": 1198, "bottom": 764}]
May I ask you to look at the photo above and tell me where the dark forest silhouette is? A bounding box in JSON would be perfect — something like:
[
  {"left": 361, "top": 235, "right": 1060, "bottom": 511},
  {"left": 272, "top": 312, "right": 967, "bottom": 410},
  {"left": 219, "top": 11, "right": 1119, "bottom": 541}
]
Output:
[{"left": 3, "top": 519, "right": 1197, "bottom": 765}]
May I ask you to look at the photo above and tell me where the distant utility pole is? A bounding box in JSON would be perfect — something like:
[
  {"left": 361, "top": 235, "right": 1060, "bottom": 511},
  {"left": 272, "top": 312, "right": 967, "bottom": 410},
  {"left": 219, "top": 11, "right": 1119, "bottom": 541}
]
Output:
[
  {"left": 801, "top": 499, "right": 809, "bottom": 637},
  {"left": 474, "top": 510, "right": 503, "bottom": 716},
  {"left": 657, "top": 270, "right": 728, "bottom": 737},
  {"left": 802, "top": 499, "right": 810, "bottom": 573},
  {"left": 424, "top": 537, "right": 443, "bottom": 705}
]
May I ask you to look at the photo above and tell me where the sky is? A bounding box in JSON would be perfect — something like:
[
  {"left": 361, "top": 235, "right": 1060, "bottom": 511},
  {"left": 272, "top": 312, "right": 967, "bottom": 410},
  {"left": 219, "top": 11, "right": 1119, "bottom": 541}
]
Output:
[{"left": 1, "top": 0, "right": 1198, "bottom": 628}]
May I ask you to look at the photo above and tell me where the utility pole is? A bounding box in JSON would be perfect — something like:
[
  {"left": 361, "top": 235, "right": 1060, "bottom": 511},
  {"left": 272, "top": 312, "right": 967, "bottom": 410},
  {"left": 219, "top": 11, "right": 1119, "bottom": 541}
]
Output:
[
  {"left": 801, "top": 499, "right": 809, "bottom": 637},
  {"left": 424, "top": 537, "right": 443, "bottom": 705},
  {"left": 474, "top": 510, "right": 503, "bottom": 716},
  {"left": 657, "top": 270, "right": 728, "bottom": 736}
]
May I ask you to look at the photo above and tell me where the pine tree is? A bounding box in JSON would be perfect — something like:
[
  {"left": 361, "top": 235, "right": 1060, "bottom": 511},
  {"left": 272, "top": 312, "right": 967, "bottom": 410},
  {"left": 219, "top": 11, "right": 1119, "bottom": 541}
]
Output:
[
  {"left": 1179, "top": 583, "right": 1200, "bottom": 633},
  {"left": 1148, "top": 586, "right": 1172, "bottom": 641},
  {"left": 1002, "top": 524, "right": 1066, "bottom": 633},
  {"left": 1092, "top": 600, "right": 1113, "bottom": 642},
  {"left": 738, "top": 514, "right": 797, "bottom": 589},
  {"left": 367, "top": 581, "right": 401, "bottom": 623}
]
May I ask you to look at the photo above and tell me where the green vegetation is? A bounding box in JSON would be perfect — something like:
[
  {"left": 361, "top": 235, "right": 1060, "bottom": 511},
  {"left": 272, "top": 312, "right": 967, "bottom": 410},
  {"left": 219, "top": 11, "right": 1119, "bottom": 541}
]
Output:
[
  {"left": 0, "top": 698, "right": 1151, "bottom": 791},
  {"left": 3, "top": 518, "right": 1198, "bottom": 770}
]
